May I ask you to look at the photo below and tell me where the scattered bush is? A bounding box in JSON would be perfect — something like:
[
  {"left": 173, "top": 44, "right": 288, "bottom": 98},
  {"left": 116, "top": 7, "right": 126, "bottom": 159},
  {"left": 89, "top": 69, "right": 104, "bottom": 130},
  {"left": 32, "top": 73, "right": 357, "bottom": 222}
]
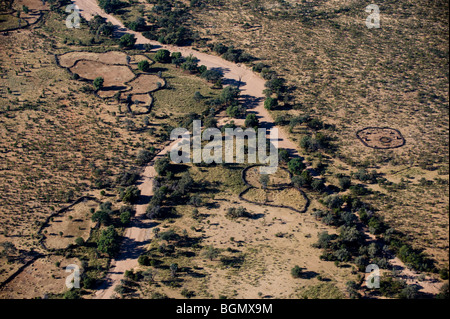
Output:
[{"left": 291, "top": 265, "right": 303, "bottom": 278}]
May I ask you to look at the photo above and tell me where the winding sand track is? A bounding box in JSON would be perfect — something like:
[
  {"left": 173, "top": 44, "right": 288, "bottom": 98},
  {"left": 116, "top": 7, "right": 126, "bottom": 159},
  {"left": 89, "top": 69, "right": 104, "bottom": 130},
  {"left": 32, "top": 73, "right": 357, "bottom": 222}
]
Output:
[
  {"left": 71, "top": 0, "right": 442, "bottom": 298},
  {"left": 72, "top": 0, "right": 301, "bottom": 299}
]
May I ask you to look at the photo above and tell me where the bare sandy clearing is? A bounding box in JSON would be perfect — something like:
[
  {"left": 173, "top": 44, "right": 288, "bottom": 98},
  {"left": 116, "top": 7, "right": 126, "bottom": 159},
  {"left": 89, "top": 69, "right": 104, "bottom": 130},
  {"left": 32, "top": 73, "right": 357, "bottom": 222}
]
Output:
[
  {"left": 58, "top": 51, "right": 129, "bottom": 68},
  {"left": 127, "top": 74, "right": 164, "bottom": 94},
  {"left": 69, "top": 60, "right": 135, "bottom": 87}
]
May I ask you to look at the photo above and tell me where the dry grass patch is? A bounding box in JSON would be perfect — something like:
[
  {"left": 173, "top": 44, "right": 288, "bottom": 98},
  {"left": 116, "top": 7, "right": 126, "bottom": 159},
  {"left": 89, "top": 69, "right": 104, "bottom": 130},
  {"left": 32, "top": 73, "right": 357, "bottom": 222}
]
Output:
[{"left": 42, "top": 198, "right": 98, "bottom": 250}]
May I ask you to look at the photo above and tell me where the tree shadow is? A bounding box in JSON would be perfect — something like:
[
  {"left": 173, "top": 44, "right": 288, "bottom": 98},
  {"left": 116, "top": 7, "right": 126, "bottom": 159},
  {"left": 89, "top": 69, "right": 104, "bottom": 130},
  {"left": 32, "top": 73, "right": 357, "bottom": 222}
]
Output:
[{"left": 301, "top": 271, "right": 319, "bottom": 279}]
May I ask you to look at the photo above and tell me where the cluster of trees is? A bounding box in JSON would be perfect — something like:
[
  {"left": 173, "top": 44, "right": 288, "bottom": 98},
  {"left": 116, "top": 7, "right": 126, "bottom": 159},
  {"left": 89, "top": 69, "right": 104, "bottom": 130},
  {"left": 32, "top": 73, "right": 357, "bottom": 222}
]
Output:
[
  {"left": 136, "top": 148, "right": 156, "bottom": 165},
  {"left": 352, "top": 168, "right": 378, "bottom": 184},
  {"left": 126, "top": 17, "right": 146, "bottom": 32},
  {"left": 119, "top": 185, "right": 140, "bottom": 203},
  {"left": 286, "top": 158, "right": 325, "bottom": 192},
  {"left": 154, "top": 50, "right": 209, "bottom": 78},
  {"left": 141, "top": 0, "right": 195, "bottom": 46},
  {"left": 300, "top": 132, "right": 333, "bottom": 153},
  {"left": 88, "top": 15, "right": 114, "bottom": 40},
  {"left": 287, "top": 114, "right": 327, "bottom": 131},
  {"left": 146, "top": 160, "right": 197, "bottom": 220},
  {"left": 91, "top": 201, "right": 134, "bottom": 227},
  {"left": 312, "top": 184, "right": 439, "bottom": 288},
  {"left": 98, "top": 0, "right": 123, "bottom": 14},
  {"left": 210, "top": 42, "right": 254, "bottom": 63}
]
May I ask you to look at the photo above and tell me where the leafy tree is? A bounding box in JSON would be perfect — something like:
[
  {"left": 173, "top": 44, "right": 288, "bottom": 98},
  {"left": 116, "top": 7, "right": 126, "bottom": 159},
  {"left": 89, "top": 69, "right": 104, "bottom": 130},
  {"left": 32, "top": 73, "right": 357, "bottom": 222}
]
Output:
[
  {"left": 116, "top": 170, "right": 139, "bottom": 186},
  {"left": 171, "top": 52, "right": 184, "bottom": 67},
  {"left": 118, "top": 34, "right": 136, "bottom": 49},
  {"left": 226, "top": 206, "right": 250, "bottom": 219},
  {"left": 198, "top": 65, "right": 207, "bottom": 74},
  {"left": 146, "top": 204, "right": 163, "bottom": 219},
  {"left": 278, "top": 148, "right": 290, "bottom": 164},
  {"left": 136, "top": 148, "right": 154, "bottom": 165},
  {"left": 300, "top": 135, "right": 319, "bottom": 153},
  {"left": 75, "top": 237, "right": 85, "bottom": 246},
  {"left": 439, "top": 268, "right": 449, "bottom": 280},
  {"left": 154, "top": 49, "right": 171, "bottom": 63},
  {"left": 291, "top": 265, "right": 303, "bottom": 278},
  {"left": 93, "top": 77, "right": 104, "bottom": 90},
  {"left": 120, "top": 211, "right": 131, "bottom": 225},
  {"left": 220, "top": 86, "right": 240, "bottom": 105},
  {"left": 264, "top": 77, "right": 285, "bottom": 95},
  {"left": 213, "top": 42, "right": 228, "bottom": 55},
  {"left": 138, "top": 60, "right": 150, "bottom": 72},
  {"left": 244, "top": 113, "right": 259, "bottom": 128},
  {"left": 311, "top": 178, "right": 325, "bottom": 192},
  {"left": 160, "top": 229, "right": 180, "bottom": 242},
  {"left": 201, "top": 69, "right": 223, "bottom": 83},
  {"left": 127, "top": 17, "right": 146, "bottom": 31},
  {"left": 323, "top": 194, "right": 343, "bottom": 209},
  {"left": 226, "top": 104, "right": 245, "bottom": 118},
  {"left": 333, "top": 247, "right": 350, "bottom": 262},
  {"left": 314, "top": 231, "right": 334, "bottom": 249},
  {"left": 252, "top": 62, "right": 265, "bottom": 73},
  {"left": 97, "top": 225, "right": 119, "bottom": 256},
  {"left": 91, "top": 205, "right": 111, "bottom": 226},
  {"left": 288, "top": 158, "right": 306, "bottom": 175},
  {"left": 120, "top": 185, "right": 141, "bottom": 203},
  {"left": 181, "top": 54, "right": 199, "bottom": 73},
  {"left": 307, "top": 118, "right": 323, "bottom": 130},
  {"left": 338, "top": 176, "right": 352, "bottom": 190},
  {"left": 155, "top": 157, "right": 171, "bottom": 176},
  {"left": 63, "top": 289, "right": 81, "bottom": 299},
  {"left": 176, "top": 171, "right": 194, "bottom": 195},
  {"left": 188, "top": 195, "right": 202, "bottom": 207},
  {"left": 264, "top": 97, "right": 277, "bottom": 110},
  {"left": 291, "top": 170, "right": 313, "bottom": 188},
  {"left": 339, "top": 226, "right": 363, "bottom": 245},
  {"left": 98, "top": 0, "right": 123, "bottom": 13}
]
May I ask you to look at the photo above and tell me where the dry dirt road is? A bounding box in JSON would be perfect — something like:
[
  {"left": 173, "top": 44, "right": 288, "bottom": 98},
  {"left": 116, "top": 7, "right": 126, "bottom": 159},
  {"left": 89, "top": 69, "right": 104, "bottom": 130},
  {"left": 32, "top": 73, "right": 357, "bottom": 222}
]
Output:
[
  {"left": 71, "top": 0, "right": 443, "bottom": 298},
  {"left": 94, "top": 139, "right": 180, "bottom": 299}
]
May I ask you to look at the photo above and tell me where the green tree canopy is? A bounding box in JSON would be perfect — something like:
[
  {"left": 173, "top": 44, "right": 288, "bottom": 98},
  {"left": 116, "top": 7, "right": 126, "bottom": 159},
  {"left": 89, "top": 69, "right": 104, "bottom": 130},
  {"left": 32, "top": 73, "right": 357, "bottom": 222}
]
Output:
[
  {"left": 154, "top": 49, "right": 171, "bottom": 63},
  {"left": 118, "top": 33, "right": 136, "bottom": 49},
  {"left": 93, "top": 77, "right": 104, "bottom": 90},
  {"left": 288, "top": 158, "right": 306, "bottom": 175},
  {"left": 97, "top": 225, "right": 119, "bottom": 256},
  {"left": 244, "top": 113, "right": 259, "bottom": 128}
]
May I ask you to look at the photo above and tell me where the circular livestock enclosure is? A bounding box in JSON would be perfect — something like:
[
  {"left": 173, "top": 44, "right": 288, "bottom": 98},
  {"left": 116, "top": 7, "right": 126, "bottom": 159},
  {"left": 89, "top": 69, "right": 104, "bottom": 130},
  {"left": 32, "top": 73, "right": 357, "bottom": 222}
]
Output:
[
  {"left": 55, "top": 50, "right": 165, "bottom": 114},
  {"left": 239, "top": 164, "right": 309, "bottom": 213},
  {"left": 356, "top": 127, "right": 405, "bottom": 149}
]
